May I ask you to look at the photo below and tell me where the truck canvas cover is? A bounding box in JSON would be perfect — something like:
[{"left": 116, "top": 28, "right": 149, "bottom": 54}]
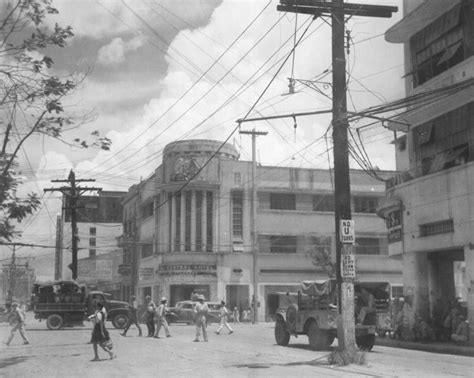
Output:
[{"left": 300, "top": 280, "right": 335, "bottom": 296}]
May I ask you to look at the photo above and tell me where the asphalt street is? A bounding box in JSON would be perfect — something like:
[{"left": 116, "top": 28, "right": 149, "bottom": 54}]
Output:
[{"left": 0, "top": 314, "right": 473, "bottom": 378}]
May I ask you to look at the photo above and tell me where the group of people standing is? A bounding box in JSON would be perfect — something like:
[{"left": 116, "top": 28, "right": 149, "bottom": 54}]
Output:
[
  {"left": 120, "top": 294, "right": 240, "bottom": 342},
  {"left": 391, "top": 296, "right": 470, "bottom": 344}
]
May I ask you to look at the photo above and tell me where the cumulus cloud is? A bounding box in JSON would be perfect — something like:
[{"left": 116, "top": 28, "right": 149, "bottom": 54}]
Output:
[{"left": 97, "top": 36, "right": 143, "bottom": 65}]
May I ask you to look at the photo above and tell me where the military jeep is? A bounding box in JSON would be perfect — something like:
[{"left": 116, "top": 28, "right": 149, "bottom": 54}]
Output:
[{"left": 273, "top": 280, "right": 376, "bottom": 351}]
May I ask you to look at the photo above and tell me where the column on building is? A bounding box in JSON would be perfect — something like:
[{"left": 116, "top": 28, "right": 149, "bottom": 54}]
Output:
[
  {"left": 191, "top": 191, "right": 196, "bottom": 252},
  {"left": 170, "top": 192, "right": 176, "bottom": 252}
]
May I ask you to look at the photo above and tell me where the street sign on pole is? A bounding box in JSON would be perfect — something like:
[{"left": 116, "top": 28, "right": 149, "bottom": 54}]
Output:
[
  {"left": 339, "top": 219, "right": 355, "bottom": 244},
  {"left": 342, "top": 254, "right": 355, "bottom": 278}
]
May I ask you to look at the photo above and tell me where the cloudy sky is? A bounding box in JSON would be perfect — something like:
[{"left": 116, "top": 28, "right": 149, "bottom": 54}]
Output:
[{"left": 2, "top": 0, "right": 405, "bottom": 278}]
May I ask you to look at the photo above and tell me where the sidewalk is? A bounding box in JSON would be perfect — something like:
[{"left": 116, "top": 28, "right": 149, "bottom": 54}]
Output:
[{"left": 376, "top": 335, "right": 474, "bottom": 357}]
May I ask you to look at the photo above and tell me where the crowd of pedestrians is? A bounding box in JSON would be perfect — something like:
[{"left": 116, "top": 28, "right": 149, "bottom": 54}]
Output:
[{"left": 390, "top": 296, "right": 470, "bottom": 345}]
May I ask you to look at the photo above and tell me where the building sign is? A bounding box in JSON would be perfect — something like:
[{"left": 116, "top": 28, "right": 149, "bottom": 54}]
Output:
[
  {"left": 118, "top": 264, "right": 131, "bottom": 276},
  {"left": 342, "top": 254, "right": 355, "bottom": 278},
  {"left": 158, "top": 264, "right": 217, "bottom": 277},
  {"left": 139, "top": 267, "right": 154, "bottom": 281},
  {"left": 339, "top": 219, "right": 355, "bottom": 244},
  {"left": 386, "top": 209, "right": 402, "bottom": 243}
]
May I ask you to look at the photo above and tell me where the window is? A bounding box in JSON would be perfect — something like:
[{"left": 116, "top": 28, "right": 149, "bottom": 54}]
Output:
[
  {"left": 234, "top": 172, "right": 241, "bottom": 186},
  {"left": 185, "top": 191, "right": 191, "bottom": 251},
  {"left": 414, "top": 104, "right": 470, "bottom": 177},
  {"left": 409, "top": 5, "right": 465, "bottom": 88},
  {"left": 206, "top": 191, "right": 213, "bottom": 252},
  {"left": 89, "top": 238, "right": 96, "bottom": 247},
  {"left": 355, "top": 238, "right": 380, "bottom": 255},
  {"left": 89, "top": 249, "right": 96, "bottom": 258},
  {"left": 141, "top": 243, "right": 153, "bottom": 259},
  {"left": 232, "top": 191, "right": 243, "bottom": 238},
  {"left": 196, "top": 191, "right": 203, "bottom": 252},
  {"left": 398, "top": 138, "right": 406, "bottom": 151},
  {"left": 419, "top": 219, "right": 454, "bottom": 237},
  {"left": 175, "top": 192, "right": 181, "bottom": 251},
  {"left": 313, "top": 194, "right": 335, "bottom": 212},
  {"left": 141, "top": 201, "right": 154, "bottom": 219},
  {"left": 89, "top": 227, "right": 96, "bottom": 236},
  {"left": 391, "top": 286, "right": 404, "bottom": 299},
  {"left": 270, "top": 193, "right": 295, "bottom": 210},
  {"left": 270, "top": 236, "right": 297, "bottom": 254},
  {"left": 353, "top": 196, "right": 378, "bottom": 214}
]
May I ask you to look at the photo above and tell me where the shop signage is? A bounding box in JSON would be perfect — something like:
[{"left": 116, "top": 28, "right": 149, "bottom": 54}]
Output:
[
  {"left": 341, "top": 254, "right": 355, "bottom": 278},
  {"left": 118, "top": 264, "right": 131, "bottom": 276},
  {"left": 386, "top": 209, "right": 402, "bottom": 243},
  {"left": 339, "top": 219, "right": 355, "bottom": 244},
  {"left": 139, "top": 267, "right": 154, "bottom": 281},
  {"left": 158, "top": 263, "right": 217, "bottom": 277}
]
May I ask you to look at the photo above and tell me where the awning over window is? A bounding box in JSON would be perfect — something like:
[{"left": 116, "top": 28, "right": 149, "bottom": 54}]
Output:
[
  {"left": 385, "top": 0, "right": 461, "bottom": 44},
  {"left": 429, "top": 146, "right": 468, "bottom": 173},
  {"left": 437, "top": 41, "right": 462, "bottom": 66}
]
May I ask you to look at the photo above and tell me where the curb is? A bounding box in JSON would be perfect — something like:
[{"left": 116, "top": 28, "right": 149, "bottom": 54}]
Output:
[{"left": 375, "top": 337, "right": 474, "bottom": 357}]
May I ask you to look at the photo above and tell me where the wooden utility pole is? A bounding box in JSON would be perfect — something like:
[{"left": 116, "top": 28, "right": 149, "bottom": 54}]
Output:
[
  {"left": 277, "top": 0, "right": 397, "bottom": 351},
  {"left": 239, "top": 128, "right": 267, "bottom": 324},
  {"left": 7, "top": 244, "right": 16, "bottom": 303},
  {"left": 45, "top": 170, "right": 101, "bottom": 280}
]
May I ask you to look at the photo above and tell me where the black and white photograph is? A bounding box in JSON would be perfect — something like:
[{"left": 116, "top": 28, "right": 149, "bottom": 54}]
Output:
[{"left": 1, "top": 0, "right": 473, "bottom": 376}]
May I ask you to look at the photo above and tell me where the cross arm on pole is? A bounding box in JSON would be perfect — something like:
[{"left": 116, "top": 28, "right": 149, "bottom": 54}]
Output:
[{"left": 278, "top": 1, "right": 397, "bottom": 18}]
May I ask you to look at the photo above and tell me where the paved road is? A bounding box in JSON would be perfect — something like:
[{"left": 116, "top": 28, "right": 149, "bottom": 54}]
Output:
[{"left": 0, "top": 315, "right": 472, "bottom": 377}]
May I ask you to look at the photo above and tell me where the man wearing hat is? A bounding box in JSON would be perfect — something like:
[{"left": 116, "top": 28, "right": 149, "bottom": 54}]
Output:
[
  {"left": 5, "top": 302, "right": 30, "bottom": 346},
  {"left": 121, "top": 295, "right": 142, "bottom": 337},
  {"left": 193, "top": 295, "right": 209, "bottom": 342},
  {"left": 154, "top": 297, "right": 171, "bottom": 338},
  {"left": 451, "top": 314, "right": 470, "bottom": 344}
]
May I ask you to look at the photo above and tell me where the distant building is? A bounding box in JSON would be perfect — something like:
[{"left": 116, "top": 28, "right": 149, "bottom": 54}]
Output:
[
  {"left": 1, "top": 262, "right": 35, "bottom": 304},
  {"left": 379, "top": 0, "right": 474, "bottom": 342},
  {"left": 59, "top": 191, "right": 125, "bottom": 298},
  {"left": 123, "top": 139, "right": 402, "bottom": 321}
]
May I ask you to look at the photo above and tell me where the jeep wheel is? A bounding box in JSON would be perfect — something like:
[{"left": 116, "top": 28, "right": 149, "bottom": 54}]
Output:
[
  {"left": 307, "top": 320, "right": 331, "bottom": 351},
  {"left": 46, "top": 314, "right": 63, "bottom": 330},
  {"left": 286, "top": 304, "right": 298, "bottom": 333},
  {"left": 275, "top": 317, "right": 290, "bottom": 346},
  {"left": 112, "top": 314, "right": 129, "bottom": 329}
]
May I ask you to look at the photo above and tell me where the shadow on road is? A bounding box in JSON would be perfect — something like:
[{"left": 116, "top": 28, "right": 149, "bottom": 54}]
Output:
[{"left": 0, "top": 356, "right": 29, "bottom": 368}]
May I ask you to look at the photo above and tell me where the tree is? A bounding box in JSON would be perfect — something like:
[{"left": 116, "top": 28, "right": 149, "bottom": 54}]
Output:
[
  {"left": 307, "top": 237, "right": 336, "bottom": 278},
  {"left": 0, "top": 0, "right": 111, "bottom": 241}
]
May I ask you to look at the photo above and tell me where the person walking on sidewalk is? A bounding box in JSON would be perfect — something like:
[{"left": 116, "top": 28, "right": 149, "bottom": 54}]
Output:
[
  {"left": 121, "top": 295, "right": 142, "bottom": 337},
  {"left": 154, "top": 297, "right": 171, "bottom": 338},
  {"left": 193, "top": 295, "right": 209, "bottom": 342},
  {"left": 215, "top": 301, "right": 233, "bottom": 335},
  {"left": 232, "top": 307, "right": 240, "bottom": 325},
  {"left": 143, "top": 295, "right": 156, "bottom": 337},
  {"left": 451, "top": 314, "right": 470, "bottom": 344},
  {"left": 89, "top": 302, "right": 115, "bottom": 361},
  {"left": 5, "top": 302, "right": 29, "bottom": 346}
]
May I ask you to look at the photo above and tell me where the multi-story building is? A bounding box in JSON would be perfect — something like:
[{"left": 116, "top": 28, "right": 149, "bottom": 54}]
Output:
[
  {"left": 123, "top": 139, "right": 402, "bottom": 321},
  {"left": 378, "top": 0, "right": 474, "bottom": 341},
  {"left": 59, "top": 191, "right": 125, "bottom": 298}
]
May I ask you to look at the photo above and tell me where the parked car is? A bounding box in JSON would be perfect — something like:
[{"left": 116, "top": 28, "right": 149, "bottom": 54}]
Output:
[{"left": 166, "top": 300, "right": 221, "bottom": 324}]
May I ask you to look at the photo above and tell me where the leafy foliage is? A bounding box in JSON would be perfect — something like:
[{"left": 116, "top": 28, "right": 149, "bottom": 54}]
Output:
[{"left": 0, "top": 0, "right": 110, "bottom": 241}]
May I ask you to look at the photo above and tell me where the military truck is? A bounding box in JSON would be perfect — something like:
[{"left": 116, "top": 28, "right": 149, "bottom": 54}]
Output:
[
  {"left": 273, "top": 280, "right": 377, "bottom": 351},
  {"left": 31, "top": 280, "right": 130, "bottom": 330}
]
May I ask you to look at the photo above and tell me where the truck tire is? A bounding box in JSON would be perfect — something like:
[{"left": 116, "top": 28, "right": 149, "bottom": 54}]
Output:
[
  {"left": 275, "top": 317, "right": 290, "bottom": 346},
  {"left": 357, "top": 334, "right": 375, "bottom": 351},
  {"left": 286, "top": 304, "right": 298, "bottom": 333},
  {"left": 307, "top": 320, "right": 331, "bottom": 351},
  {"left": 112, "top": 313, "right": 129, "bottom": 329},
  {"left": 46, "top": 314, "right": 63, "bottom": 330}
]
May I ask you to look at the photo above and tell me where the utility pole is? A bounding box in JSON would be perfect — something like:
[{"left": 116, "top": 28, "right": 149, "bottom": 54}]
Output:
[
  {"left": 239, "top": 128, "right": 267, "bottom": 324},
  {"left": 277, "top": 0, "right": 397, "bottom": 351},
  {"left": 45, "top": 169, "right": 102, "bottom": 280}
]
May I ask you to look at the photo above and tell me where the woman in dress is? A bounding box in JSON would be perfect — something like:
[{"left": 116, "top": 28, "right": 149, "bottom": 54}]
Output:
[{"left": 89, "top": 302, "right": 115, "bottom": 361}]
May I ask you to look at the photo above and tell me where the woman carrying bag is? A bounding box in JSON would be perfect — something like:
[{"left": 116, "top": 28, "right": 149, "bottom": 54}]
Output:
[{"left": 89, "top": 302, "right": 116, "bottom": 361}]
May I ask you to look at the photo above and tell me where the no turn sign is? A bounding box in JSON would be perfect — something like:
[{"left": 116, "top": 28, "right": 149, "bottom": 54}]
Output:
[{"left": 339, "top": 219, "right": 355, "bottom": 244}]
